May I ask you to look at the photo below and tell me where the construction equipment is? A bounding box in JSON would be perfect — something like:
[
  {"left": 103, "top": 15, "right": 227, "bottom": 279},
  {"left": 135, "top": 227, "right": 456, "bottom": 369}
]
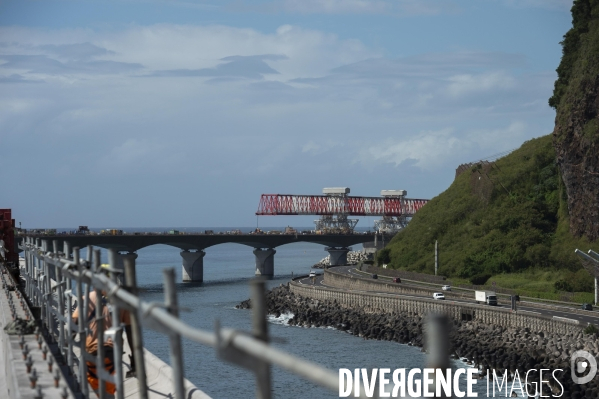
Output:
[{"left": 256, "top": 188, "right": 428, "bottom": 234}]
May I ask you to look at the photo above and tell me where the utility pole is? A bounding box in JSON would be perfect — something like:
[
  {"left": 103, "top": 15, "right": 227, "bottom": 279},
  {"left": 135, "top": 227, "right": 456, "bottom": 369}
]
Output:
[
  {"left": 435, "top": 240, "right": 438, "bottom": 276},
  {"left": 591, "top": 250, "right": 599, "bottom": 306}
]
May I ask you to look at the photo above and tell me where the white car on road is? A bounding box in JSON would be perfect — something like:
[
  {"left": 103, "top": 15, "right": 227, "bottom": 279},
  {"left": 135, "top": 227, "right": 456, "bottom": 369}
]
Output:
[
  {"left": 442, "top": 285, "right": 451, "bottom": 291},
  {"left": 433, "top": 293, "right": 445, "bottom": 300}
]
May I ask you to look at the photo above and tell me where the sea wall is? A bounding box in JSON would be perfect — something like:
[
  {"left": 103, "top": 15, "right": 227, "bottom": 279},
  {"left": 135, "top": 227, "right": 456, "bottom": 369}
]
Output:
[{"left": 291, "top": 279, "right": 580, "bottom": 336}]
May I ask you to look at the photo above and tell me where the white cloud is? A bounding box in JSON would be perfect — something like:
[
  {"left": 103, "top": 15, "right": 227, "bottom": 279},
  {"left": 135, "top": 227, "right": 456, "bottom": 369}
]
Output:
[
  {"left": 261, "top": 0, "right": 572, "bottom": 14},
  {"left": 279, "top": 0, "right": 393, "bottom": 14},
  {"left": 446, "top": 71, "right": 516, "bottom": 97},
  {"left": 301, "top": 139, "right": 343, "bottom": 155},
  {"left": 99, "top": 138, "right": 188, "bottom": 174},
  {"left": 465, "top": 121, "right": 528, "bottom": 153},
  {"left": 302, "top": 141, "right": 321, "bottom": 153},
  {"left": 239, "top": 0, "right": 456, "bottom": 15},
  {"left": 361, "top": 128, "right": 460, "bottom": 170},
  {"left": 0, "top": 24, "right": 378, "bottom": 83},
  {"left": 358, "top": 122, "right": 530, "bottom": 171},
  {"left": 104, "top": 138, "right": 157, "bottom": 165},
  {"left": 497, "top": 0, "right": 573, "bottom": 10}
]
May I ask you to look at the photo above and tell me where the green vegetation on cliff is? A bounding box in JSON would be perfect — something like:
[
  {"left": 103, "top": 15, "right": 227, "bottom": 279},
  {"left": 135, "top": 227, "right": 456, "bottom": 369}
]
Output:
[
  {"left": 550, "top": 0, "right": 599, "bottom": 241},
  {"left": 548, "top": 0, "right": 599, "bottom": 112},
  {"left": 382, "top": 135, "right": 599, "bottom": 296}
]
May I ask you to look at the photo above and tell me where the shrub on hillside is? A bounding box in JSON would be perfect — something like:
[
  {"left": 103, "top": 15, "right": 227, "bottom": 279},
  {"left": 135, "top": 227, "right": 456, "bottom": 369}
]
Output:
[
  {"left": 554, "top": 269, "right": 593, "bottom": 292},
  {"left": 377, "top": 248, "right": 391, "bottom": 265},
  {"left": 470, "top": 273, "right": 492, "bottom": 285},
  {"left": 572, "top": 269, "right": 594, "bottom": 292},
  {"left": 554, "top": 279, "right": 573, "bottom": 292}
]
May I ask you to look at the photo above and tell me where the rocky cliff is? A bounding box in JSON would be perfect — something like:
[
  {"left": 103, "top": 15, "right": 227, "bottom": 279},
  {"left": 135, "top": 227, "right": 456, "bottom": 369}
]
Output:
[{"left": 551, "top": 0, "right": 599, "bottom": 241}]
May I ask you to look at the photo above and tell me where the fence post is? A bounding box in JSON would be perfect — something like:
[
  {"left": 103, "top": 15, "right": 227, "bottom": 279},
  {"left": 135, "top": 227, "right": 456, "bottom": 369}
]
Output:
[
  {"left": 164, "top": 268, "right": 185, "bottom": 399},
  {"left": 250, "top": 278, "right": 272, "bottom": 399},
  {"left": 56, "top": 252, "right": 66, "bottom": 359},
  {"left": 63, "top": 241, "right": 73, "bottom": 317},
  {"left": 95, "top": 252, "right": 106, "bottom": 399},
  {"left": 24, "top": 238, "right": 31, "bottom": 299},
  {"left": 43, "top": 240, "right": 54, "bottom": 336},
  {"left": 32, "top": 241, "right": 39, "bottom": 307},
  {"left": 425, "top": 313, "right": 451, "bottom": 398},
  {"left": 65, "top": 266, "right": 74, "bottom": 372},
  {"left": 40, "top": 240, "right": 46, "bottom": 325},
  {"left": 74, "top": 247, "right": 89, "bottom": 397},
  {"left": 123, "top": 253, "right": 149, "bottom": 399},
  {"left": 35, "top": 240, "right": 40, "bottom": 305},
  {"left": 106, "top": 249, "right": 125, "bottom": 399}
]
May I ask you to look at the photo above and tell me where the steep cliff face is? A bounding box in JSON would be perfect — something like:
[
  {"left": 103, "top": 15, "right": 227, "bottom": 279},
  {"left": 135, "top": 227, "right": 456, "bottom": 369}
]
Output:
[{"left": 551, "top": 0, "right": 599, "bottom": 241}]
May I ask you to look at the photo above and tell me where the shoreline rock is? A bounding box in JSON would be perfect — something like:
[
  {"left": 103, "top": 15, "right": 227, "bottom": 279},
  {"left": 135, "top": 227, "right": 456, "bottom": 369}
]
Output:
[
  {"left": 312, "top": 251, "right": 368, "bottom": 268},
  {"left": 238, "top": 285, "right": 599, "bottom": 398}
]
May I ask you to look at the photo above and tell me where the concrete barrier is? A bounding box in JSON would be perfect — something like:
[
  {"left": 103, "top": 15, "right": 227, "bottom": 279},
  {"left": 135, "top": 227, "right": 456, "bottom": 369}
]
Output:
[
  {"left": 362, "top": 264, "right": 448, "bottom": 284},
  {"left": 324, "top": 267, "right": 471, "bottom": 300},
  {"left": 290, "top": 280, "right": 582, "bottom": 336},
  {"left": 124, "top": 346, "right": 211, "bottom": 399},
  {"left": 0, "top": 312, "right": 20, "bottom": 399}
]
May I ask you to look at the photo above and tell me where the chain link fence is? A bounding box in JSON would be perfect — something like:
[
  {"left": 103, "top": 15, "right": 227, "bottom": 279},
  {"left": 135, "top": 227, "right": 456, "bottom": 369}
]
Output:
[{"left": 18, "top": 237, "right": 371, "bottom": 399}]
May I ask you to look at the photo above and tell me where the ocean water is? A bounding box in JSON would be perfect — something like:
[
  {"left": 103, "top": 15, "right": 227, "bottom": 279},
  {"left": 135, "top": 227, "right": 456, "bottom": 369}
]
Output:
[{"left": 81, "top": 229, "right": 522, "bottom": 398}]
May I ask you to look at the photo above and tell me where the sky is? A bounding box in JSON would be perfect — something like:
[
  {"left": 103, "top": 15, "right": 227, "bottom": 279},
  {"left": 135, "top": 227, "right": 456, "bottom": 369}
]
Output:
[{"left": 0, "top": 0, "right": 573, "bottom": 229}]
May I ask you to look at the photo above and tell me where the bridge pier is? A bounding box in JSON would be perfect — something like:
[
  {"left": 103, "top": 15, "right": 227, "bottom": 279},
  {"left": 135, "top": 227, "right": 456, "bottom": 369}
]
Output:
[
  {"left": 120, "top": 252, "right": 138, "bottom": 270},
  {"left": 108, "top": 250, "right": 138, "bottom": 271},
  {"left": 181, "top": 250, "right": 206, "bottom": 282},
  {"left": 108, "top": 250, "right": 138, "bottom": 283},
  {"left": 254, "top": 248, "right": 276, "bottom": 276},
  {"left": 326, "top": 247, "right": 350, "bottom": 266}
]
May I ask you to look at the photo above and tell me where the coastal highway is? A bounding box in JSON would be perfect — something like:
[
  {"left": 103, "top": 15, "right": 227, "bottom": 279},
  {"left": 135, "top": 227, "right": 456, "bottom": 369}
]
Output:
[{"left": 296, "top": 266, "right": 599, "bottom": 326}]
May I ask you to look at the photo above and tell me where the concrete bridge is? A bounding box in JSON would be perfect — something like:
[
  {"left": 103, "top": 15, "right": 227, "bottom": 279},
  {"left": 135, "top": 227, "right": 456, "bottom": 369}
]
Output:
[{"left": 19, "top": 233, "right": 379, "bottom": 282}]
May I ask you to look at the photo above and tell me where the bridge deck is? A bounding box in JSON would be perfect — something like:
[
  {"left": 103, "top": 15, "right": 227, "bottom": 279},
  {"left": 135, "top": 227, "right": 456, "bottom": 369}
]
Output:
[{"left": 20, "top": 233, "right": 380, "bottom": 252}]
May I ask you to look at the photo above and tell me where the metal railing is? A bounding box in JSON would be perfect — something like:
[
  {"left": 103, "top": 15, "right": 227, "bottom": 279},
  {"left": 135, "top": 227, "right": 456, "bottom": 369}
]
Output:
[
  {"left": 575, "top": 248, "right": 599, "bottom": 306},
  {"left": 19, "top": 237, "right": 376, "bottom": 399}
]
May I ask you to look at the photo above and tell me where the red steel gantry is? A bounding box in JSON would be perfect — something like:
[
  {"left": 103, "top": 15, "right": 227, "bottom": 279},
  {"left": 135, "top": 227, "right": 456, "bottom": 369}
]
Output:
[{"left": 256, "top": 188, "right": 429, "bottom": 233}]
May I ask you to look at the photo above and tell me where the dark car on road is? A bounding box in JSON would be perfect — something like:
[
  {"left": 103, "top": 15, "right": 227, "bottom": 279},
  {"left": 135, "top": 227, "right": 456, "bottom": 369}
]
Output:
[
  {"left": 372, "top": 274, "right": 378, "bottom": 279},
  {"left": 393, "top": 277, "right": 401, "bottom": 283},
  {"left": 582, "top": 303, "right": 593, "bottom": 311}
]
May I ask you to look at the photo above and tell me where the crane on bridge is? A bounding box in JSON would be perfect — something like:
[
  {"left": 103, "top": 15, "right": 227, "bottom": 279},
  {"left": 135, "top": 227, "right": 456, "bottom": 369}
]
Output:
[{"left": 256, "top": 188, "right": 429, "bottom": 234}]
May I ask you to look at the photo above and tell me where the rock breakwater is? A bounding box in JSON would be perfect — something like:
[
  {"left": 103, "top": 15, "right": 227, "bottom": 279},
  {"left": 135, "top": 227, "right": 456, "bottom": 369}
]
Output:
[
  {"left": 312, "top": 251, "right": 368, "bottom": 268},
  {"left": 238, "top": 285, "right": 599, "bottom": 397}
]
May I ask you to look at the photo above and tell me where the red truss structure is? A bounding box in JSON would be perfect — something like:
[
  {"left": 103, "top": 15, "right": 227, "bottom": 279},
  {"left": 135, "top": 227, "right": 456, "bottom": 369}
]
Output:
[{"left": 256, "top": 194, "right": 429, "bottom": 217}]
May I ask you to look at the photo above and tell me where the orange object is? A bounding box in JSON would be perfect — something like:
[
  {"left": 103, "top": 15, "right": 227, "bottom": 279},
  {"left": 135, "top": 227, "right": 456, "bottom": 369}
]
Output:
[{"left": 86, "top": 354, "right": 116, "bottom": 395}]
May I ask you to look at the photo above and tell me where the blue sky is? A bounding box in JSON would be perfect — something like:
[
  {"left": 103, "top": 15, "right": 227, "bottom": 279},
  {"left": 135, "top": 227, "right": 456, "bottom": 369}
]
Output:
[{"left": 0, "top": 0, "right": 573, "bottom": 228}]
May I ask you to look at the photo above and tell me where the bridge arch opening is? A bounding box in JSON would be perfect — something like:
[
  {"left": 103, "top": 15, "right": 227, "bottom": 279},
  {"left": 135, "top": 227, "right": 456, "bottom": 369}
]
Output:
[{"left": 76, "top": 241, "right": 335, "bottom": 284}]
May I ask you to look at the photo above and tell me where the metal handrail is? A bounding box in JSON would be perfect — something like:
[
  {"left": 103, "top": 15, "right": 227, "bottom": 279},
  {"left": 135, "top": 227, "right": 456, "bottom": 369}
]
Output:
[{"left": 19, "top": 237, "right": 370, "bottom": 399}]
